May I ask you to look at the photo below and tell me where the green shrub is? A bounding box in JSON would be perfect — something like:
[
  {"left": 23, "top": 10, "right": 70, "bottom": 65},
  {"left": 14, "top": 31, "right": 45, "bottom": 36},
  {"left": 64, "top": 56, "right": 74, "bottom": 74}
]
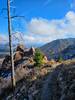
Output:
[
  {"left": 34, "top": 49, "right": 44, "bottom": 67},
  {"left": 58, "top": 55, "right": 63, "bottom": 62}
]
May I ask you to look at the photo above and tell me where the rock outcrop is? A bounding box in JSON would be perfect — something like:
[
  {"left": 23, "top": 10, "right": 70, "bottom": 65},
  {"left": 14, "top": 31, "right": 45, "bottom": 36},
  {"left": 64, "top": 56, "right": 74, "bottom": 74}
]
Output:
[
  {"left": 2, "top": 55, "right": 11, "bottom": 70},
  {"left": 1, "top": 45, "right": 35, "bottom": 70},
  {"left": 14, "top": 51, "right": 24, "bottom": 62},
  {"left": 24, "top": 47, "right": 35, "bottom": 57}
]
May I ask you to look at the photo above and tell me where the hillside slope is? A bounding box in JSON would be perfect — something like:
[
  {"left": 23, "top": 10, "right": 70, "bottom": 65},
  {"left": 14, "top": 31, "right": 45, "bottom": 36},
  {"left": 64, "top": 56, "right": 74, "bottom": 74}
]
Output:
[
  {"left": 41, "top": 60, "right": 75, "bottom": 100},
  {"left": 40, "top": 38, "right": 75, "bottom": 60}
]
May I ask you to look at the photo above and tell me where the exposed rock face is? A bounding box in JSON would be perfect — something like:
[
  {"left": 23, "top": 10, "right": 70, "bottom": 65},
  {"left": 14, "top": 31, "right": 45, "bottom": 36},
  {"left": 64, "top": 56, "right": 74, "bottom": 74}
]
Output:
[
  {"left": 14, "top": 51, "right": 24, "bottom": 62},
  {"left": 43, "top": 56, "right": 48, "bottom": 63},
  {"left": 16, "top": 44, "right": 25, "bottom": 53},
  {"left": 15, "top": 44, "right": 25, "bottom": 62},
  {"left": 29, "top": 47, "right": 35, "bottom": 56},
  {"left": 1, "top": 45, "right": 35, "bottom": 70},
  {"left": 24, "top": 47, "right": 35, "bottom": 57},
  {"left": 2, "top": 55, "right": 11, "bottom": 70}
]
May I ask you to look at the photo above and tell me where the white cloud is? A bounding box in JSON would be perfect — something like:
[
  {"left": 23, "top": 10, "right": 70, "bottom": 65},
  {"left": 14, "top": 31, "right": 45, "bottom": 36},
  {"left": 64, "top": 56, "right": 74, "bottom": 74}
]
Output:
[
  {"left": 27, "top": 11, "right": 75, "bottom": 45},
  {"left": 1, "top": 11, "right": 75, "bottom": 47},
  {"left": 0, "top": 34, "right": 9, "bottom": 43}
]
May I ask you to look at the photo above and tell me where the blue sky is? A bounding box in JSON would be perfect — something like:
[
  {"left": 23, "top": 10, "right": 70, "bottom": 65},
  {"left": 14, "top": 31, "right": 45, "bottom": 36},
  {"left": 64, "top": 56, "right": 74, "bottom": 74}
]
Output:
[{"left": 0, "top": 0, "right": 75, "bottom": 47}]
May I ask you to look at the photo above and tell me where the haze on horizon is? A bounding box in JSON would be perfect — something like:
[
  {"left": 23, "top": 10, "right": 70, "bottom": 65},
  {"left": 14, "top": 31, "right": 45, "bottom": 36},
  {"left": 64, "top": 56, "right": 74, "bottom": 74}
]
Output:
[{"left": 0, "top": 0, "right": 75, "bottom": 47}]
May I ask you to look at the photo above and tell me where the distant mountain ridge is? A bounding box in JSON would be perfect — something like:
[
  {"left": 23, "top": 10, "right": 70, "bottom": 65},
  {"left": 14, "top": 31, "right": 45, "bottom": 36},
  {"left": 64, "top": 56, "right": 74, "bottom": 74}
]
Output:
[
  {"left": 1, "top": 38, "right": 75, "bottom": 59},
  {"left": 0, "top": 43, "right": 9, "bottom": 52},
  {"left": 40, "top": 38, "right": 75, "bottom": 60}
]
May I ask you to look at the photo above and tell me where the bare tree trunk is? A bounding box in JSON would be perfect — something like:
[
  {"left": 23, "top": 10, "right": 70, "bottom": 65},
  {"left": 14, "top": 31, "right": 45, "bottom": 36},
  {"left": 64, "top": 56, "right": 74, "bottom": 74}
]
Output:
[{"left": 7, "top": 0, "right": 16, "bottom": 91}]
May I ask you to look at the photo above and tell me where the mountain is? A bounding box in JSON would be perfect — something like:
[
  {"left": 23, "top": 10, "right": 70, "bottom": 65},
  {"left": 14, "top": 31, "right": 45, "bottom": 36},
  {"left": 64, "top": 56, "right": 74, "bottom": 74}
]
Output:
[
  {"left": 0, "top": 43, "right": 18, "bottom": 58},
  {"left": 0, "top": 43, "right": 9, "bottom": 52},
  {"left": 40, "top": 38, "right": 75, "bottom": 60},
  {"left": 0, "top": 43, "right": 9, "bottom": 58},
  {"left": 0, "top": 42, "right": 24, "bottom": 53}
]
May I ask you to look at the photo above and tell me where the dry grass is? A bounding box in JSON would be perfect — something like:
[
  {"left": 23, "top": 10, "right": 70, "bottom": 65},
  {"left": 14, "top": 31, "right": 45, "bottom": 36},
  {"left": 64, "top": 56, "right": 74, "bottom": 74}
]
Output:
[{"left": 62, "top": 58, "right": 75, "bottom": 65}]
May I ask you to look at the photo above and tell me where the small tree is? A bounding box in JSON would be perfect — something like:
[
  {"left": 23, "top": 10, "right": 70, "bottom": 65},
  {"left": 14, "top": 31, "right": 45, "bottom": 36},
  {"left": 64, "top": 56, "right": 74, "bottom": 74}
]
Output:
[
  {"left": 34, "top": 49, "right": 44, "bottom": 67},
  {"left": 58, "top": 55, "right": 63, "bottom": 62}
]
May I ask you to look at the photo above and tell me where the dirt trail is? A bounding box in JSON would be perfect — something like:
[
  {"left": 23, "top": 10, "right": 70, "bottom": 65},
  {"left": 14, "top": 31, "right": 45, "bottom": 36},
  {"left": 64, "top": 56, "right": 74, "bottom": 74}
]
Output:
[{"left": 41, "top": 66, "right": 61, "bottom": 100}]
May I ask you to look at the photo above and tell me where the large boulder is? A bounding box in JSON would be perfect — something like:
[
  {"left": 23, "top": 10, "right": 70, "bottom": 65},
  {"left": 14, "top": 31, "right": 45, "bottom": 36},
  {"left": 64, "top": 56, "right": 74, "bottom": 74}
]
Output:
[
  {"left": 16, "top": 44, "right": 25, "bottom": 53},
  {"left": 43, "top": 56, "right": 48, "bottom": 63},
  {"left": 1, "top": 55, "right": 11, "bottom": 70},
  {"left": 24, "top": 47, "right": 35, "bottom": 57},
  {"left": 14, "top": 51, "right": 24, "bottom": 62},
  {"left": 1, "top": 46, "right": 35, "bottom": 71},
  {"left": 29, "top": 47, "right": 35, "bottom": 56},
  {"left": 14, "top": 44, "right": 25, "bottom": 63}
]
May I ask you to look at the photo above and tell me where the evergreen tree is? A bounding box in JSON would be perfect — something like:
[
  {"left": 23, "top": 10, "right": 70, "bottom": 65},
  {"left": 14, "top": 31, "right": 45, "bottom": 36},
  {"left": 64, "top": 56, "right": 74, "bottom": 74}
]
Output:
[{"left": 34, "top": 49, "right": 44, "bottom": 67}]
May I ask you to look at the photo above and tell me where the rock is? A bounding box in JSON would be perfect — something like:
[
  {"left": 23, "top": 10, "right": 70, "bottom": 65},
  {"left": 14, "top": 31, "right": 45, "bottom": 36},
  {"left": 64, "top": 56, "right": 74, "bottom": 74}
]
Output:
[
  {"left": 43, "top": 56, "right": 48, "bottom": 63},
  {"left": 1, "top": 45, "right": 35, "bottom": 71},
  {"left": 2, "top": 55, "right": 11, "bottom": 70},
  {"left": 15, "top": 66, "right": 29, "bottom": 81},
  {"left": 16, "top": 44, "right": 25, "bottom": 52},
  {"left": 29, "top": 47, "right": 35, "bottom": 56},
  {"left": 14, "top": 44, "right": 25, "bottom": 62},
  {"left": 14, "top": 51, "right": 24, "bottom": 62},
  {"left": 31, "top": 76, "right": 37, "bottom": 81},
  {"left": 40, "top": 68, "right": 48, "bottom": 76},
  {"left": 24, "top": 47, "right": 35, "bottom": 57}
]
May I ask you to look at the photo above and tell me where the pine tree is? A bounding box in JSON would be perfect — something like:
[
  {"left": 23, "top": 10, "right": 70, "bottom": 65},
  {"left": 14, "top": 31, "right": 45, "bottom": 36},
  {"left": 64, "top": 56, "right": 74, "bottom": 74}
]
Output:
[{"left": 34, "top": 49, "right": 44, "bottom": 67}]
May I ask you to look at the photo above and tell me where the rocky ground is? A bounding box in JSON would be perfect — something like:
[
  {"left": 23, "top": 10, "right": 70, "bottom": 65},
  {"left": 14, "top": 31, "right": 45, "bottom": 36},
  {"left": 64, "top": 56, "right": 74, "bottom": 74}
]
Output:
[
  {"left": 0, "top": 60, "right": 57, "bottom": 100},
  {"left": 41, "top": 59, "right": 75, "bottom": 100},
  {"left": 1, "top": 59, "right": 75, "bottom": 100},
  {"left": 1, "top": 44, "right": 75, "bottom": 100}
]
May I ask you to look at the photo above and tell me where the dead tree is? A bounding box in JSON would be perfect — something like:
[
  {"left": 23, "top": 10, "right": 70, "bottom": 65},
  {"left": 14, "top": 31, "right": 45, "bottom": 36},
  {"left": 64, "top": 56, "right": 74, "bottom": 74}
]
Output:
[
  {"left": 0, "top": 0, "right": 25, "bottom": 92},
  {"left": 7, "top": 0, "right": 16, "bottom": 91}
]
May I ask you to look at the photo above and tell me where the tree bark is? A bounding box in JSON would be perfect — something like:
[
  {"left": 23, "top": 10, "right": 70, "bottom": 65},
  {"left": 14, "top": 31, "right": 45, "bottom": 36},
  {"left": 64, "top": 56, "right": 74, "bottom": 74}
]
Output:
[{"left": 7, "top": 0, "right": 16, "bottom": 91}]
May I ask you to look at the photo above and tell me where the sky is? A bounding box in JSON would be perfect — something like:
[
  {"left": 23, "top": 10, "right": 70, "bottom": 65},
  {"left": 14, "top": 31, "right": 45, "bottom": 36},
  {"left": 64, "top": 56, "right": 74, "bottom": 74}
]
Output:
[{"left": 0, "top": 0, "right": 75, "bottom": 47}]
